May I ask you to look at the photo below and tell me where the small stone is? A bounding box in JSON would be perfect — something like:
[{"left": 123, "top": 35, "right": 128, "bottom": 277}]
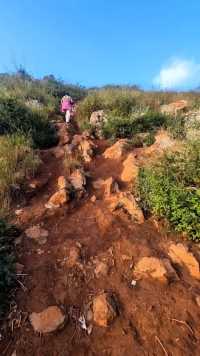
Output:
[
  {"left": 66, "top": 246, "right": 81, "bottom": 268},
  {"left": 57, "top": 176, "right": 68, "bottom": 190},
  {"left": 48, "top": 189, "right": 69, "bottom": 207},
  {"left": 93, "top": 292, "right": 117, "bottom": 327},
  {"left": 131, "top": 280, "right": 137, "bottom": 287},
  {"left": 95, "top": 261, "right": 109, "bottom": 278},
  {"left": 121, "top": 254, "right": 132, "bottom": 261},
  {"left": 29, "top": 306, "right": 65, "bottom": 333},
  {"left": 79, "top": 139, "right": 95, "bottom": 163},
  {"left": 91, "top": 195, "right": 97, "bottom": 203},
  {"left": 195, "top": 296, "right": 200, "bottom": 307},
  {"left": 15, "top": 209, "right": 23, "bottom": 216},
  {"left": 69, "top": 169, "right": 86, "bottom": 191},
  {"left": 25, "top": 225, "right": 48, "bottom": 245},
  {"left": 104, "top": 177, "right": 119, "bottom": 197}
]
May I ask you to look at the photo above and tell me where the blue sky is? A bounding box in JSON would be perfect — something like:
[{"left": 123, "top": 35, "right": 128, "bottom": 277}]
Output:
[{"left": 0, "top": 0, "right": 200, "bottom": 89}]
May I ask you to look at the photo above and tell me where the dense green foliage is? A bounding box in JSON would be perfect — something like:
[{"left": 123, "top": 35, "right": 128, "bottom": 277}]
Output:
[
  {"left": 102, "top": 111, "right": 167, "bottom": 139},
  {"left": 0, "top": 219, "right": 20, "bottom": 318},
  {"left": 0, "top": 97, "right": 58, "bottom": 148},
  {"left": 137, "top": 142, "right": 200, "bottom": 241}
]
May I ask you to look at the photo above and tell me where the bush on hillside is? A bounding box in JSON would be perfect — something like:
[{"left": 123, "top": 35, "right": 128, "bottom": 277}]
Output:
[
  {"left": 76, "top": 88, "right": 138, "bottom": 124},
  {"left": 102, "top": 111, "right": 167, "bottom": 139},
  {"left": 126, "top": 132, "right": 156, "bottom": 149},
  {"left": 0, "top": 134, "right": 40, "bottom": 215},
  {"left": 0, "top": 219, "right": 20, "bottom": 318},
  {"left": 0, "top": 97, "right": 58, "bottom": 148},
  {"left": 137, "top": 141, "right": 200, "bottom": 241}
]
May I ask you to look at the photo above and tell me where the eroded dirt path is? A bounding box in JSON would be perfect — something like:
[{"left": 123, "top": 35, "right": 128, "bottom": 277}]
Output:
[{"left": 1, "top": 122, "right": 200, "bottom": 356}]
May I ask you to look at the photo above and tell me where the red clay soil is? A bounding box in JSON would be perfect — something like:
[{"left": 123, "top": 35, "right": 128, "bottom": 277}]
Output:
[{"left": 1, "top": 123, "right": 200, "bottom": 356}]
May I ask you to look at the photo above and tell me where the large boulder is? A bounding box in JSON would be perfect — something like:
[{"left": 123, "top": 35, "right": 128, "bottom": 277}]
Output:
[
  {"left": 29, "top": 306, "right": 65, "bottom": 333},
  {"left": 93, "top": 292, "right": 117, "bottom": 327}
]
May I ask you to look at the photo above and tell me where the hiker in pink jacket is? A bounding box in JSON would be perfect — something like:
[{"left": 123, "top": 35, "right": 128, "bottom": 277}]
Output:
[{"left": 60, "top": 95, "right": 74, "bottom": 124}]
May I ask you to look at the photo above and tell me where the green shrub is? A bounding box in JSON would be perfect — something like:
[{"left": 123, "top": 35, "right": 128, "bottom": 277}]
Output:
[
  {"left": 126, "top": 132, "right": 156, "bottom": 149},
  {"left": 102, "top": 111, "right": 167, "bottom": 139},
  {"left": 137, "top": 142, "right": 200, "bottom": 241},
  {"left": 0, "top": 97, "right": 58, "bottom": 148},
  {"left": 76, "top": 88, "right": 138, "bottom": 124},
  {"left": 0, "top": 219, "right": 20, "bottom": 318},
  {"left": 0, "top": 133, "right": 40, "bottom": 215},
  {"left": 164, "top": 115, "right": 186, "bottom": 139}
]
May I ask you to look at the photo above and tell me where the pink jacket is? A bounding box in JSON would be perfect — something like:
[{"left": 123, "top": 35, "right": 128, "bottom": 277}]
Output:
[{"left": 61, "top": 99, "right": 74, "bottom": 112}]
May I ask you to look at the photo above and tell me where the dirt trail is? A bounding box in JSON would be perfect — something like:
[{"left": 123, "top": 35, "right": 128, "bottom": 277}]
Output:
[{"left": 2, "top": 122, "right": 200, "bottom": 356}]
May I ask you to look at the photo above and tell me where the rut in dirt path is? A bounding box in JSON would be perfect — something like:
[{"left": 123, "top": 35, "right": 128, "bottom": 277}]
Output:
[{"left": 2, "top": 122, "right": 200, "bottom": 356}]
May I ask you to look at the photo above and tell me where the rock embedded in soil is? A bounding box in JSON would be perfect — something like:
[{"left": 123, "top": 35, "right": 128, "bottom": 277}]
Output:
[
  {"left": 57, "top": 176, "right": 68, "bottom": 190},
  {"left": 29, "top": 306, "right": 65, "bottom": 333},
  {"left": 48, "top": 189, "right": 69, "bottom": 208},
  {"left": 109, "top": 192, "right": 144, "bottom": 224},
  {"left": 69, "top": 169, "right": 86, "bottom": 191},
  {"left": 25, "top": 225, "right": 48, "bottom": 245},
  {"left": 79, "top": 139, "right": 96, "bottom": 163},
  {"left": 93, "top": 292, "right": 117, "bottom": 327},
  {"left": 91, "top": 195, "right": 97, "bottom": 203},
  {"left": 94, "top": 261, "right": 109, "bottom": 278},
  {"left": 66, "top": 246, "right": 81, "bottom": 268},
  {"left": 195, "top": 296, "right": 200, "bottom": 307},
  {"left": 103, "top": 139, "right": 128, "bottom": 160},
  {"left": 104, "top": 177, "right": 119, "bottom": 197},
  {"left": 168, "top": 243, "right": 200, "bottom": 279},
  {"left": 121, "top": 153, "right": 139, "bottom": 183},
  {"left": 134, "top": 257, "right": 169, "bottom": 282}
]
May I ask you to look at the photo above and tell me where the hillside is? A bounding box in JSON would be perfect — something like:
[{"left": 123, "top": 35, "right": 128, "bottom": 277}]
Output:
[{"left": 1, "top": 77, "right": 200, "bottom": 355}]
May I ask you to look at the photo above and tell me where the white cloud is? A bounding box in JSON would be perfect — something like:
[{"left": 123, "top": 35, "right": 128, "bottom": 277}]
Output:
[{"left": 153, "top": 58, "right": 200, "bottom": 89}]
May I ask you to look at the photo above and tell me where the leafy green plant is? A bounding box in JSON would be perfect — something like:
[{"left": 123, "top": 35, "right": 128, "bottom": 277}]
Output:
[{"left": 137, "top": 141, "right": 200, "bottom": 241}]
